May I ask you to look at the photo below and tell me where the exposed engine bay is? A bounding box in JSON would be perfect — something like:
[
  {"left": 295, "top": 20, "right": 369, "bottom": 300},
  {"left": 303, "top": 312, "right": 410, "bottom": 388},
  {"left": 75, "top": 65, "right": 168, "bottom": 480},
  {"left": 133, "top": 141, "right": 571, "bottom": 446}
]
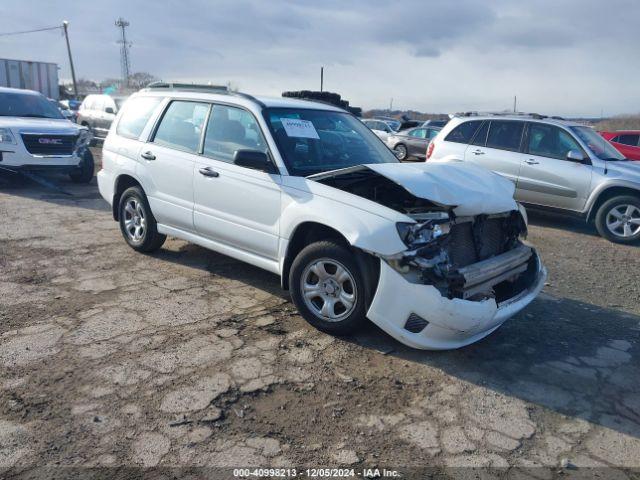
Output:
[
  {"left": 390, "top": 211, "right": 536, "bottom": 303},
  {"left": 313, "top": 166, "right": 537, "bottom": 304}
]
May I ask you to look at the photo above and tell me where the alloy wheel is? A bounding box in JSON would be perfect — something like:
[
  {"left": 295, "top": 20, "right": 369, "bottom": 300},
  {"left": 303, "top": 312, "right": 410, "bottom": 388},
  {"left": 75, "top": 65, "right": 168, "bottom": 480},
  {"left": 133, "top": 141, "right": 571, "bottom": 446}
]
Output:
[
  {"left": 300, "top": 258, "right": 357, "bottom": 322},
  {"left": 123, "top": 198, "right": 147, "bottom": 243},
  {"left": 394, "top": 144, "right": 407, "bottom": 160},
  {"left": 606, "top": 204, "right": 640, "bottom": 238}
]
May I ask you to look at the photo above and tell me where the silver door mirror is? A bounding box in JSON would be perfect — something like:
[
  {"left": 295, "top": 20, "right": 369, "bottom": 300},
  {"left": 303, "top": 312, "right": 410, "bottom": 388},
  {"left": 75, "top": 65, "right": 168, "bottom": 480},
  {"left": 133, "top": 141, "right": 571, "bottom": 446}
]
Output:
[{"left": 566, "top": 150, "right": 586, "bottom": 162}]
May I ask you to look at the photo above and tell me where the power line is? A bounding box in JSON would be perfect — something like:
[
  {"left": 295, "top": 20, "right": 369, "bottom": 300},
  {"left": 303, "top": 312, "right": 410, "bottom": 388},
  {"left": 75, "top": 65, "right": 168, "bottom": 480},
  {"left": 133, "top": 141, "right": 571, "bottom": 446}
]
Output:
[{"left": 0, "top": 25, "right": 62, "bottom": 37}]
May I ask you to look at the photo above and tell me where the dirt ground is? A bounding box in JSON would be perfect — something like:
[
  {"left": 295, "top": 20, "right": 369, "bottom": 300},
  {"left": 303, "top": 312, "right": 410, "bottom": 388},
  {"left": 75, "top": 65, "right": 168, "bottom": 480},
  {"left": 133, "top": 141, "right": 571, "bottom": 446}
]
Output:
[{"left": 0, "top": 148, "right": 639, "bottom": 478}]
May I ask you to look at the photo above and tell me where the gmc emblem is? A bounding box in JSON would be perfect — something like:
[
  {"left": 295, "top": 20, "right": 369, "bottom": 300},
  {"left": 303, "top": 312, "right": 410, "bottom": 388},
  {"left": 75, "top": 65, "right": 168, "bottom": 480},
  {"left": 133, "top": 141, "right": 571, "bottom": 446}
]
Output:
[{"left": 38, "top": 138, "right": 63, "bottom": 145}]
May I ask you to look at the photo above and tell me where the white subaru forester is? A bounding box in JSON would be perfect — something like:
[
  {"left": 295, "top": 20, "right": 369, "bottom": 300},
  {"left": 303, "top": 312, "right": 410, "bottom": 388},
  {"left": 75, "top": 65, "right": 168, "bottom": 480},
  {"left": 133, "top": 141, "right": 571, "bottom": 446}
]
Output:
[{"left": 97, "top": 83, "right": 546, "bottom": 350}]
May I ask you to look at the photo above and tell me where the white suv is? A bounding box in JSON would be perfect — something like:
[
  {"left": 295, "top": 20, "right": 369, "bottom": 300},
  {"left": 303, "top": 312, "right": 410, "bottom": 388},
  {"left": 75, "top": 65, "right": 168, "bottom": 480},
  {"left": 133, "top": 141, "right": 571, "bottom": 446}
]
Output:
[
  {"left": 97, "top": 84, "right": 546, "bottom": 350},
  {"left": 428, "top": 113, "right": 640, "bottom": 243},
  {"left": 0, "top": 87, "right": 93, "bottom": 183}
]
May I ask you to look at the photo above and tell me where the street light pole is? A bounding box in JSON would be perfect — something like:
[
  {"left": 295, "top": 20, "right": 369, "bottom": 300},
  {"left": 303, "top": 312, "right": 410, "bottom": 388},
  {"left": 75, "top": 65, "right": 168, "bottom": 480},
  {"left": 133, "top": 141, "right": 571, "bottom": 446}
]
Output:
[{"left": 62, "top": 21, "right": 78, "bottom": 98}]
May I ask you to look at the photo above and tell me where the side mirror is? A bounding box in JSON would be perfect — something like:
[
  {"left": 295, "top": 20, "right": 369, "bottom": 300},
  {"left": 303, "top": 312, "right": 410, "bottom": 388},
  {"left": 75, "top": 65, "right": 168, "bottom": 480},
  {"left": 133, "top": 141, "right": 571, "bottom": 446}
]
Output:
[
  {"left": 566, "top": 150, "right": 586, "bottom": 163},
  {"left": 233, "top": 149, "right": 275, "bottom": 173},
  {"left": 105, "top": 107, "right": 115, "bottom": 114}
]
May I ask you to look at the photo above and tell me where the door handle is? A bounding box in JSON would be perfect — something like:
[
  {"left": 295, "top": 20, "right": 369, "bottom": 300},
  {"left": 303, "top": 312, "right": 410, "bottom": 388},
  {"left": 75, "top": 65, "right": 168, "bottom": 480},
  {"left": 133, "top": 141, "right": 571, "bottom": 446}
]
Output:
[
  {"left": 525, "top": 159, "right": 539, "bottom": 165},
  {"left": 199, "top": 167, "right": 219, "bottom": 178},
  {"left": 140, "top": 151, "right": 156, "bottom": 161},
  {"left": 472, "top": 149, "right": 485, "bottom": 155}
]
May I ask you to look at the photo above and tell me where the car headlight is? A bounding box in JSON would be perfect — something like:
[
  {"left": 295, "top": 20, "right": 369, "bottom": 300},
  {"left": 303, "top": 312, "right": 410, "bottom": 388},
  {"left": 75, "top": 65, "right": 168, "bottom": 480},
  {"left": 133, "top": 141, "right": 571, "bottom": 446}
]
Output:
[
  {"left": 75, "top": 129, "right": 92, "bottom": 149},
  {"left": 0, "top": 128, "right": 16, "bottom": 145},
  {"left": 396, "top": 219, "right": 450, "bottom": 247},
  {"left": 517, "top": 203, "right": 528, "bottom": 226}
]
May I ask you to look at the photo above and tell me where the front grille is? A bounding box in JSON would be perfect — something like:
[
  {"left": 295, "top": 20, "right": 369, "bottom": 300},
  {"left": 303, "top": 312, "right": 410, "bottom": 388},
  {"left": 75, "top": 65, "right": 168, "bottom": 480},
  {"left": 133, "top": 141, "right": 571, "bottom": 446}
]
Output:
[
  {"left": 21, "top": 134, "right": 78, "bottom": 156},
  {"left": 447, "top": 217, "right": 509, "bottom": 268}
]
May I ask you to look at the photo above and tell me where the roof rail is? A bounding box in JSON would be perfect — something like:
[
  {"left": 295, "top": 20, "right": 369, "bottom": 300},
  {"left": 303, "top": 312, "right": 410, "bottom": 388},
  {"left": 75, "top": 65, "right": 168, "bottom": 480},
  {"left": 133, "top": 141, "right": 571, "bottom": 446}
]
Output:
[
  {"left": 143, "top": 82, "right": 266, "bottom": 107},
  {"left": 453, "top": 111, "right": 566, "bottom": 121},
  {"left": 146, "top": 81, "right": 229, "bottom": 92}
]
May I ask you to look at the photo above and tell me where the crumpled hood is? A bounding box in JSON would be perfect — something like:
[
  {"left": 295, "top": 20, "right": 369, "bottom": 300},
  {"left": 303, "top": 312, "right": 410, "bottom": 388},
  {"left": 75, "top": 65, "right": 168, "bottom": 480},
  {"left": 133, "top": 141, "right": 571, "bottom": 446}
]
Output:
[
  {"left": 352, "top": 162, "right": 517, "bottom": 216},
  {"left": 0, "top": 116, "right": 81, "bottom": 134}
]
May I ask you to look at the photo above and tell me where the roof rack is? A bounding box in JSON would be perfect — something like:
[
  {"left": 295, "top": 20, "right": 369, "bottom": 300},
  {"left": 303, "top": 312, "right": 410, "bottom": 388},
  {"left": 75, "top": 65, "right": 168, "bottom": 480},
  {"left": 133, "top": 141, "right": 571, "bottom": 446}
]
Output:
[
  {"left": 453, "top": 111, "right": 565, "bottom": 121},
  {"left": 144, "top": 82, "right": 266, "bottom": 107}
]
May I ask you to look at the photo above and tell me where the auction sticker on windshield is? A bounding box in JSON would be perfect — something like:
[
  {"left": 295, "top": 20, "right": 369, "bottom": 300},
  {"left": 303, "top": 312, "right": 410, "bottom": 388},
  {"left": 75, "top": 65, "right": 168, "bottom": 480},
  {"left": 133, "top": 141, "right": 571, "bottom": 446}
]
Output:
[{"left": 281, "top": 118, "right": 320, "bottom": 139}]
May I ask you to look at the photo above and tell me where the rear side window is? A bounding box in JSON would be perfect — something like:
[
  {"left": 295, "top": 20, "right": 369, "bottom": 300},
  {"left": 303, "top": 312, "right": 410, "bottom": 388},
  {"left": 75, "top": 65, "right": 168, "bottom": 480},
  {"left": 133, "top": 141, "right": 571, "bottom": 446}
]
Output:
[
  {"left": 203, "top": 104, "right": 268, "bottom": 163},
  {"left": 470, "top": 121, "right": 489, "bottom": 146},
  {"left": 616, "top": 134, "right": 640, "bottom": 146},
  {"left": 445, "top": 120, "right": 482, "bottom": 144},
  {"left": 116, "top": 97, "right": 162, "bottom": 140},
  {"left": 427, "top": 128, "right": 440, "bottom": 140},
  {"left": 409, "top": 128, "right": 427, "bottom": 138},
  {"left": 486, "top": 121, "right": 524, "bottom": 151},
  {"left": 153, "top": 101, "right": 209, "bottom": 153}
]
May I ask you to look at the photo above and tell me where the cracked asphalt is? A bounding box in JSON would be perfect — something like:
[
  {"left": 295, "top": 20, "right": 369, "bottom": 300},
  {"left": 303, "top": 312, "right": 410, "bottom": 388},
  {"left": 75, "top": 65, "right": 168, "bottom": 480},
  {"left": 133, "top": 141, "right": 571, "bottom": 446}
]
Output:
[{"left": 1, "top": 148, "right": 639, "bottom": 478}]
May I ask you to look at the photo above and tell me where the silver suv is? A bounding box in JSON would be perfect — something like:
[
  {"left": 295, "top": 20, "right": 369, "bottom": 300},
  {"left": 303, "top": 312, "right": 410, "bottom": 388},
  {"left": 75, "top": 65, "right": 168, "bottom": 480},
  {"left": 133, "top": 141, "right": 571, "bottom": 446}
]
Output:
[{"left": 429, "top": 113, "right": 640, "bottom": 244}]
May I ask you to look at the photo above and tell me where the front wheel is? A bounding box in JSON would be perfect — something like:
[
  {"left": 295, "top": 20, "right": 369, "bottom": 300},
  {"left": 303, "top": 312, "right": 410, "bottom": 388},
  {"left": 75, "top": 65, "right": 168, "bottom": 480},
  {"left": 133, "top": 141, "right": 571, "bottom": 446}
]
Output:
[
  {"left": 118, "top": 186, "right": 166, "bottom": 252},
  {"left": 289, "top": 241, "right": 370, "bottom": 335},
  {"left": 69, "top": 149, "right": 95, "bottom": 184},
  {"left": 393, "top": 143, "right": 408, "bottom": 161},
  {"left": 595, "top": 195, "right": 640, "bottom": 244}
]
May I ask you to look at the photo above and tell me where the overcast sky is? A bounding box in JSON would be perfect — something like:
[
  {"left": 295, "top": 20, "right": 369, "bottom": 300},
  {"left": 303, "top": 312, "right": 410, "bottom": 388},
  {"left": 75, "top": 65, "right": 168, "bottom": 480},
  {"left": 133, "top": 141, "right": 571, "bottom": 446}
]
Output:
[{"left": 2, "top": 0, "right": 639, "bottom": 116}]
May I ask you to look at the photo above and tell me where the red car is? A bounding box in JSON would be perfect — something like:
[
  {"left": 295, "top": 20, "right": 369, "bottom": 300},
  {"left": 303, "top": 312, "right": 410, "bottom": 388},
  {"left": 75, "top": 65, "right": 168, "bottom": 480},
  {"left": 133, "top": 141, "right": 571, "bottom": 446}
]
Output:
[{"left": 600, "top": 131, "right": 640, "bottom": 160}]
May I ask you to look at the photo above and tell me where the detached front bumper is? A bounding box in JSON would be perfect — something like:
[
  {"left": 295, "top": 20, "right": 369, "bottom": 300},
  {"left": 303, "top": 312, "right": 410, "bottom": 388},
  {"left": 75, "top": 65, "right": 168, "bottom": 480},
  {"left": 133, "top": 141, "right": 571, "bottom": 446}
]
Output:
[{"left": 366, "top": 250, "right": 547, "bottom": 350}]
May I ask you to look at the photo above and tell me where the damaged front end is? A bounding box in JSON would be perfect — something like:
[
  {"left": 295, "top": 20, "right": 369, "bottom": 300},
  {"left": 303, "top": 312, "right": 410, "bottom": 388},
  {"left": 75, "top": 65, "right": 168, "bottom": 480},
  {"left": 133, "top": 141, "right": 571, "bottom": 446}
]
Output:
[
  {"left": 390, "top": 210, "right": 535, "bottom": 303},
  {"left": 313, "top": 162, "right": 546, "bottom": 349}
]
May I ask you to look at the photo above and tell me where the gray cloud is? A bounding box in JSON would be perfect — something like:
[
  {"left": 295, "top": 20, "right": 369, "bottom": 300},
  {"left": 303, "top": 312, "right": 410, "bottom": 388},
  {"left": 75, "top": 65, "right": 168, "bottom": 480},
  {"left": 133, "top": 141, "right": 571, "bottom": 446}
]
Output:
[{"left": 2, "top": 0, "right": 639, "bottom": 115}]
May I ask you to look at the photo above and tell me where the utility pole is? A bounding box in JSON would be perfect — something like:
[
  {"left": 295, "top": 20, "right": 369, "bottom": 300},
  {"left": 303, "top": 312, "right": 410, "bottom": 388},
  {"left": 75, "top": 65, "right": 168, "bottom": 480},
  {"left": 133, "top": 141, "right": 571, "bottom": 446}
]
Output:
[
  {"left": 115, "top": 17, "right": 131, "bottom": 88},
  {"left": 390, "top": 98, "right": 393, "bottom": 111},
  {"left": 320, "top": 66, "right": 324, "bottom": 92},
  {"left": 513, "top": 95, "right": 517, "bottom": 113},
  {"left": 62, "top": 21, "right": 78, "bottom": 98}
]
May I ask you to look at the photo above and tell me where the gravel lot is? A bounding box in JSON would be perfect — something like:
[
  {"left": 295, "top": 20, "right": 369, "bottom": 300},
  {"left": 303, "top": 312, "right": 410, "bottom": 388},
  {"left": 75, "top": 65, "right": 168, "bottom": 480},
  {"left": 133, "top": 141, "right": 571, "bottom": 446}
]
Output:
[{"left": 1, "top": 148, "right": 639, "bottom": 477}]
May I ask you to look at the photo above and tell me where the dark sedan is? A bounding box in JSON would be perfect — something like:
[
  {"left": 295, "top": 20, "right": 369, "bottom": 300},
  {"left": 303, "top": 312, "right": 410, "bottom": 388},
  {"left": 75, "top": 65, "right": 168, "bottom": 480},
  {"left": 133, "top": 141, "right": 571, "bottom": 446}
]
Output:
[{"left": 386, "top": 126, "right": 441, "bottom": 161}]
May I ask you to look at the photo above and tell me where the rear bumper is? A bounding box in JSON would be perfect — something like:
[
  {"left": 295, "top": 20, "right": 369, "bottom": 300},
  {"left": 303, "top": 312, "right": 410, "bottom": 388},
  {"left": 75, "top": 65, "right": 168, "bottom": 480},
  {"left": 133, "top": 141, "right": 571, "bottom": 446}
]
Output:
[
  {"left": 97, "top": 169, "right": 115, "bottom": 207},
  {"left": 366, "top": 250, "right": 547, "bottom": 350}
]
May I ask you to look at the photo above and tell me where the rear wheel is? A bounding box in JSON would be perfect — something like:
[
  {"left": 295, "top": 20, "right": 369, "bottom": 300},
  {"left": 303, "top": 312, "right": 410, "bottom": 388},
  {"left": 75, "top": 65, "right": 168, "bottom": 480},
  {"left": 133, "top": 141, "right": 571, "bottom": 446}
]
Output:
[
  {"left": 393, "top": 143, "right": 408, "bottom": 161},
  {"left": 595, "top": 195, "right": 640, "bottom": 244},
  {"left": 118, "top": 186, "right": 166, "bottom": 252},
  {"left": 289, "top": 241, "right": 371, "bottom": 335}
]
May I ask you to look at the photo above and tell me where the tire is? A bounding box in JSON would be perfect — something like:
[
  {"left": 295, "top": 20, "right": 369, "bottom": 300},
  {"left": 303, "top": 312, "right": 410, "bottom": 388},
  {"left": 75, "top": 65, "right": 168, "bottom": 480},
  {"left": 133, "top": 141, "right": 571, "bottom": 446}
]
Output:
[
  {"left": 595, "top": 195, "right": 640, "bottom": 244},
  {"left": 289, "top": 241, "right": 372, "bottom": 336},
  {"left": 118, "top": 186, "right": 166, "bottom": 252},
  {"left": 69, "top": 149, "right": 95, "bottom": 184},
  {"left": 393, "top": 143, "right": 408, "bottom": 161}
]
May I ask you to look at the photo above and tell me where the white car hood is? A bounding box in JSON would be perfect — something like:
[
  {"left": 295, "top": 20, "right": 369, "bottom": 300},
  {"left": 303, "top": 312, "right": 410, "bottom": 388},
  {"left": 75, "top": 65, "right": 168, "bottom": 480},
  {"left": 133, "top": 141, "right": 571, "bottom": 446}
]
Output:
[
  {"left": 0, "top": 116, "right": 80, "bottom": 134},
  {"left": 312, "top": 162, "right": 517, "bottom": 217}
]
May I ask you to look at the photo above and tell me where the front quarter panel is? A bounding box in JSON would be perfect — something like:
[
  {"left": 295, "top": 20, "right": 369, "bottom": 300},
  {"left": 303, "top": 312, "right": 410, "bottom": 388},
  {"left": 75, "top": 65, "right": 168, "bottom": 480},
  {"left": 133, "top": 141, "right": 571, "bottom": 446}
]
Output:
[{"left": 279, "top": 178, "right": 408, "bottom": 257}]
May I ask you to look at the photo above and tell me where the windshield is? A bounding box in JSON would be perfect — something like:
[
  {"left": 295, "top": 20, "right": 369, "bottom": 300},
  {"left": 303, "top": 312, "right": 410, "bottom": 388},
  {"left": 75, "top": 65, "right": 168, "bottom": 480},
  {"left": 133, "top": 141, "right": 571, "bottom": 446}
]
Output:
[
  {"left": 570, "top": 126, "right": 625, "bottom": 161},
  {"left": 0, "top": 92, "right": 64, "bottom": 119},
  {"left": 264, "top": 108, "right": 398, "bottom": 176}
]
